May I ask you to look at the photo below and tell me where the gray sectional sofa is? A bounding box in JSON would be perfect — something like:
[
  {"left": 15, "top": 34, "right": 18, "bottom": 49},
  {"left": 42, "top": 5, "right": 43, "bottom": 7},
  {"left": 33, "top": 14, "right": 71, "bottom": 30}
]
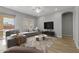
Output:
[
  {"left": 6, "top": 30, "right": 41, "bottom": 48},
  {"left": 19, "top": 31, "right": 41, "bottom": 38}
]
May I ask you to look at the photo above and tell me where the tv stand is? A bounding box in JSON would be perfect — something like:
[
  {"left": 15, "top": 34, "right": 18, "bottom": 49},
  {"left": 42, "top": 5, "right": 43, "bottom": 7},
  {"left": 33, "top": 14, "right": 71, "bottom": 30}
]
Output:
[{"left": 42, "top": 31, "right": 55, "bottom": 37}]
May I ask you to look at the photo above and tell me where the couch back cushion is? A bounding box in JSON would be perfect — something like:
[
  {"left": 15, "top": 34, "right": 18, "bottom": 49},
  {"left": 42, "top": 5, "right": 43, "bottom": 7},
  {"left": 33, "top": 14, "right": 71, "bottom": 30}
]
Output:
[{"left": 6, "top": 30, "right": 20, "bottom": 37}]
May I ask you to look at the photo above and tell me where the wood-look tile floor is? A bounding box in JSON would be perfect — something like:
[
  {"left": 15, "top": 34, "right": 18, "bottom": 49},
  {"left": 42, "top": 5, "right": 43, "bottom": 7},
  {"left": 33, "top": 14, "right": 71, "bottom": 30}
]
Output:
[
  {"left": 0, "top": 35, "right": 79, "bottom": 53},
  {"left": 48, "top": 36, "right": 79, "bottom": 53}
]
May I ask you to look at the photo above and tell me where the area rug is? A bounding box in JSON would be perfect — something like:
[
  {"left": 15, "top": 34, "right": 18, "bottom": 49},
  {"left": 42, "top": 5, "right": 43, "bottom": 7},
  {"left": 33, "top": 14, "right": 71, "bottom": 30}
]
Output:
[{"left": 22, "top": 34, "right": 57, "bottom": 52}]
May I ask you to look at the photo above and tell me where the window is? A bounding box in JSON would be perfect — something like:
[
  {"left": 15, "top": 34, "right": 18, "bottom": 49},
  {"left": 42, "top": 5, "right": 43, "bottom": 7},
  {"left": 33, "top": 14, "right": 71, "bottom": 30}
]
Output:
[
  {"left": 3, "top": 17, "right": 15, "bottom": 29},
  {"left": 0, "top": 16, "right": 15, "bottom": 40},
  {"left": 0, "top": 16, "right": 3, "bottom": 30}
]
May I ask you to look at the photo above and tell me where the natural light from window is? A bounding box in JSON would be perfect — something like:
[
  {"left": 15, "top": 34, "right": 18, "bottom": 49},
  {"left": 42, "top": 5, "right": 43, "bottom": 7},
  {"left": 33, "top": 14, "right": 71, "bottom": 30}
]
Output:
[{"left": 3, "top": 17, "right": 15, "bottom": 30}]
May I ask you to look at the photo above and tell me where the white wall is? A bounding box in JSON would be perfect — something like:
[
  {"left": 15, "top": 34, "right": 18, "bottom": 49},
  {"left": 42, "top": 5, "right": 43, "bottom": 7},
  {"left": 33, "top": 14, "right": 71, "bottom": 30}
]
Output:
[
  {"left": 21, "top": 17, "right": 37, "bottom": 32},
  {"left": 73, "top": 7, "right": 79, "bottom": 48},
  {"left": 0, "top": 7, "right": 37, "bottom": 32},
  {"left": 37, "top": 12, "right": 62, "bottom": 37}
]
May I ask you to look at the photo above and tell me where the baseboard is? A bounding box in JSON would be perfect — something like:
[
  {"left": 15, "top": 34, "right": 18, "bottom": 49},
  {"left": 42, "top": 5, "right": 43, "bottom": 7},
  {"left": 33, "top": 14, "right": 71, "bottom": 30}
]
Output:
[
  {"left": 57, "top": 36, "right": 62, "bottom": 38},
  {"left": 62, "top": 34, "right": 73, "bottom": 37},
  {"left": 74, "top": 41, "right": 79, "bottom": 49}
]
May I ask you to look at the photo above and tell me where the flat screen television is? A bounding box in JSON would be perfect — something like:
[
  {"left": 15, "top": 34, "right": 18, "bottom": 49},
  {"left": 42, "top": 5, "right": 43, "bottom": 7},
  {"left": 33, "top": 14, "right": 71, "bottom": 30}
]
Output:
[{"left": 44, "top": 22, "right": 54, "bottom": 29}]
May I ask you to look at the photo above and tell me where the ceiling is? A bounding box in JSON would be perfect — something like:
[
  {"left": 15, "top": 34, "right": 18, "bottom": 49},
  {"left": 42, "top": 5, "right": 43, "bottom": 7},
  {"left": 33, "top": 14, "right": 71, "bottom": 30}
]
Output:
[{"left": 4, "top": 6, "right": 73, "bottom": 17}]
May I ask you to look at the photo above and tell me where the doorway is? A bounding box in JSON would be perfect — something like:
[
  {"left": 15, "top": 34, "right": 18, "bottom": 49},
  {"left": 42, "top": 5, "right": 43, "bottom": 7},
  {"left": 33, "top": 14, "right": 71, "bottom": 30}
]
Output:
[{"left": 62, "top": 12, "right": 73, "bottom": 38}]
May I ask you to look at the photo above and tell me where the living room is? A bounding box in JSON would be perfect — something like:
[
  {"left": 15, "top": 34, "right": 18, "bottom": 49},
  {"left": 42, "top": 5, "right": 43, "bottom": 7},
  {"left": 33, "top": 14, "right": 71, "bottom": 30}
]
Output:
[{"left": 0, "top": 6, "right": 79, "bottom": 53}]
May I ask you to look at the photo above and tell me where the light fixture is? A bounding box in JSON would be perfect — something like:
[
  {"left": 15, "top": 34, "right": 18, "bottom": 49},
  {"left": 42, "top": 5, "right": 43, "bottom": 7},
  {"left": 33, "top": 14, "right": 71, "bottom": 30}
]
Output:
[{"left": 32, "top": 6, "right": 42, "bottom": 13}]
